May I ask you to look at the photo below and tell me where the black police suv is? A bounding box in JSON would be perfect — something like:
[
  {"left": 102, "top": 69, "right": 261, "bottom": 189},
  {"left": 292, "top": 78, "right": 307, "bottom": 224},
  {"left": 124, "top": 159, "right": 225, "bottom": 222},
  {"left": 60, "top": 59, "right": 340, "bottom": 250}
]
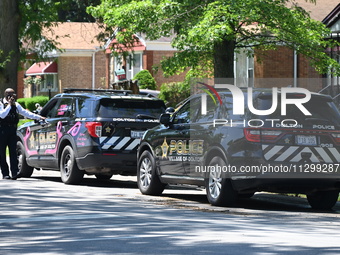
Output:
[
  {"left": 16, "top": 89, "right": 166, "bottom": 184},
  {"left": 137, "top": 88, "right": 340, "bottom": 210}
]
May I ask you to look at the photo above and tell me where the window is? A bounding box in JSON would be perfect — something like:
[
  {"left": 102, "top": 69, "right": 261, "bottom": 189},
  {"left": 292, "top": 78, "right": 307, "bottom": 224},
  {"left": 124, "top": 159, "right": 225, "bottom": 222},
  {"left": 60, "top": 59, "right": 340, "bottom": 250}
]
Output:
[
  {"left": 235, "top": 49, "right": 254, "bottom": 87},
  {"left": 42, "top": 98, "right": 73, "bottom": 118},
  {"left": 41, "top": 74, "right": 58, "bottom": 92},
  {"left": 194, "top": 95, "right": 218, "bottom": 123},
  {"left": 98, "top": 99, "right": 165, "bottom": 118},
  {"left": 77, "top": 99, "right": 95, "bottom": 118},
  {"left": 173, "top": 98, "right": 201, "bottom": 124},
  {"left": 114, "top": 53, "right": 143, "bottom": 81}
]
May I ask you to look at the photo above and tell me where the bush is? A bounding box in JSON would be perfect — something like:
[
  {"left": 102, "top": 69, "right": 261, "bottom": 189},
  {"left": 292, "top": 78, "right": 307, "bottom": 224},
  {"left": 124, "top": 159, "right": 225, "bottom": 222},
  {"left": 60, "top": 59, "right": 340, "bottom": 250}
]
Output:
[
  {"left": 17, "top": 98, "right": 26, "bottom": 109},
  {"left": 18, "top": 96, "right": 49, "bottom": 112},
  {"left": 159, "top": 81, "right": 191, "bottom": 108},
  {"left": 133, "top": 70, "right": 156, "bottom": 90},
  {"left": 18, "top": 119, "right": 34, "bottom": 127}
]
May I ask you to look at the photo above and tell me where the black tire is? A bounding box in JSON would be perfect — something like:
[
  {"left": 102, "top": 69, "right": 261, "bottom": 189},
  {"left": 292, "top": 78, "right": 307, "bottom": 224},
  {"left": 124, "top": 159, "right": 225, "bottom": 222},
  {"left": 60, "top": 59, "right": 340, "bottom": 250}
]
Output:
[
  {"left": 95, "top": 174, "right": 113, "bottom": 180},
  {"left": 205, "top": 156, "right": 238, "bottom": 206},
  {"left": 60, "top": 145, "right": 84, "bottom": 184},
  {"left": 137, "top": 150, "right": 165, "bottom": 195},
  {"left": 307, "top": 190, "right": 339, "bottom": 210},
  {"left": 16, "top": 141, "right": 34, "bottom": 177}
]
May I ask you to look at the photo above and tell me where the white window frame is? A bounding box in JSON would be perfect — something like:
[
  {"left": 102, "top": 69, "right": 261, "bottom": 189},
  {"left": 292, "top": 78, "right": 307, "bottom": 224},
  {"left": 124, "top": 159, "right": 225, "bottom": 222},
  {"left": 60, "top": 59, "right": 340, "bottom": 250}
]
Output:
[
  {"left": 114, "top": 52, "right": 143, "bottom": 81},
  {"left": 41, "top": 74, "right": 58, "bottom": 92}
]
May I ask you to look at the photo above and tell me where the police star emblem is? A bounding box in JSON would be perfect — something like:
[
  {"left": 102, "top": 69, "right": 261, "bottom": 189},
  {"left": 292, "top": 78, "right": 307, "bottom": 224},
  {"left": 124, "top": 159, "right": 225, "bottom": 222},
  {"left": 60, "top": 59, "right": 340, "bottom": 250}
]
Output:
[
  {"left": 105, "top": 126, "right": 111, "bottom": 133},
  {"left": 161, "top": 137, "right": 169, "bottom": 159}
]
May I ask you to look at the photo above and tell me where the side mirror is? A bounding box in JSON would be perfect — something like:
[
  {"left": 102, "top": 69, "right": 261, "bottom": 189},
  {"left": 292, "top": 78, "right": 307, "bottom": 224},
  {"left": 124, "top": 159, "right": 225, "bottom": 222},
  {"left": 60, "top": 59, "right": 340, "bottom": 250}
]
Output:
[
  {"left": 159, "top": 113, "right": 171, "bottom": 126},
  {"left": 165, "top": 107, "right": 175, "bottom": 114}
]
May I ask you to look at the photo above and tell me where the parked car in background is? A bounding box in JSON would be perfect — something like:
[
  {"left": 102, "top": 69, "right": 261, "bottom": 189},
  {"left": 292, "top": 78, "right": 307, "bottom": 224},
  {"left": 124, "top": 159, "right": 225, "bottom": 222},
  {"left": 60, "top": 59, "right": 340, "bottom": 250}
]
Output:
[
  {"left": 17, "top": 89, "right": 166, "bottom": 184},
  {"left": 137, "top": 88, "right": 340, "bottom": 210}
]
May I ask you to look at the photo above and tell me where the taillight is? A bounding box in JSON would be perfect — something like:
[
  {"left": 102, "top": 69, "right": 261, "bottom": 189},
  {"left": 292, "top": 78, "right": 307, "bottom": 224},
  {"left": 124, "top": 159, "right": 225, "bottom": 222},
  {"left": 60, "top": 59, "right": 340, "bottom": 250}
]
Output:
[
  {"left": 244, "top": 128, "right": 282, "bottom": 143},
  {"left": 85, "top": 122, "right": 102, "bottom": 137},
  {"left": 331, "top": 133, "right": 340, "bottom": 144}
]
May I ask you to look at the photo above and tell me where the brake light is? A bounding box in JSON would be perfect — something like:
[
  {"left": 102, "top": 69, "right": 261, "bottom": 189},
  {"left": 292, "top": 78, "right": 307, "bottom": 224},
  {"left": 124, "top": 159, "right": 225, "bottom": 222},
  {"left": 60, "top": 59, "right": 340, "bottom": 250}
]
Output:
[
  {"left": 85, "top": 122, "right": 102, "bottom": 137},
  {"left": 244, "top": 128, "right": 282, "bottom": 143},
  {"left": 331, "top": 133, "right": 340, "bottom": 144}
]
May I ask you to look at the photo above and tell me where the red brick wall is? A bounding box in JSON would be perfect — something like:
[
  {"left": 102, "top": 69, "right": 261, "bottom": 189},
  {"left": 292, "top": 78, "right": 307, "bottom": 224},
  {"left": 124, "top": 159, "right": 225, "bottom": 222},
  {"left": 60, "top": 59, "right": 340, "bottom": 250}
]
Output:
[
  {"left": 254, "top": 47, "right": 294, "bottom": 82},
  {"left": 58, "top": 52, "right": 106, "bottom": 91},
  {"left": 17, "top": 68, "right": 25, "bottom": 98},
  {"left": 254, "top": 46, "right": 322, "bottom": 91},
  {"left": 145, "top": 50, "right": 186, "bottom": 89},
  {"left": 94, "top": 51, "right": 107, "bottom": 89},
  {"left": 58, "top": 56, "right": 92, "bottom": 90}
]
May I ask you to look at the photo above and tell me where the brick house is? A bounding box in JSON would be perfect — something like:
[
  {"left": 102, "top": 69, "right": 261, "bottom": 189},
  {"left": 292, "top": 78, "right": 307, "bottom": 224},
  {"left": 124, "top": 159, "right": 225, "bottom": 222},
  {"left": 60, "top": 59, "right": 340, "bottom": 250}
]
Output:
[
  {"left": 104, "top": 34, "right": 186, "bottom": 89},
  {"left": 20, "top": 22, "right": 106, "bottom": 98},
  {"left": 235, "top": 0, "right": 340, "bottom": 92}
]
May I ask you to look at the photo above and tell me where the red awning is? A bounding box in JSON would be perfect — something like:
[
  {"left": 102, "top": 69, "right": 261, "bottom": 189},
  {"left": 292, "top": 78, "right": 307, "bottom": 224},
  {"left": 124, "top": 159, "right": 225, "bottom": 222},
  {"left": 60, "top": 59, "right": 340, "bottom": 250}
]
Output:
[{"left": 26, "top": 61, "right": 58, "bottom": 75}]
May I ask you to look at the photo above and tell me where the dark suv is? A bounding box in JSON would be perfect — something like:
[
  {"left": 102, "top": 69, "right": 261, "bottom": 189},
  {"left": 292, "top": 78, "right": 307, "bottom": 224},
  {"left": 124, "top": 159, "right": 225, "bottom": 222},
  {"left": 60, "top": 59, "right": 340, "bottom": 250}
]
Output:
[
  {"left": 17, "top": 89, "right": 166, "bottom": 184},
  {"left": 137, "top": 87, "right": 340, "bottom": 210}
]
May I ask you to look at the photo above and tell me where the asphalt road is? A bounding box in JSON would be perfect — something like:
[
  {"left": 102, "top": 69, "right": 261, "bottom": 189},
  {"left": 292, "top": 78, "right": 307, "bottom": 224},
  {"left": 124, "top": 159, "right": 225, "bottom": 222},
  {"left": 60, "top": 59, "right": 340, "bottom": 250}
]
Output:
[{"left": 1, "top": 170, "right": 340, "bottom": 255}]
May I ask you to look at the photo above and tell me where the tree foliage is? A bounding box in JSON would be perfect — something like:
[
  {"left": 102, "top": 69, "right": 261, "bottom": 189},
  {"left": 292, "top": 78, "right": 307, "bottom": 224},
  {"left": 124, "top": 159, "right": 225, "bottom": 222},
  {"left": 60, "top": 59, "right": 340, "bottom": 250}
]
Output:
[
  {"left": 56, "top": 0, "right": 101, "bottom": 22},
  {"left": 0, "top": 0, "right": 62, "bottom": 92},
  {"left": 0, "top": 0, "right": 100, "bottom": 93},
  {"left": 88, "top": 0, "right": 340, "bottom": 78}
]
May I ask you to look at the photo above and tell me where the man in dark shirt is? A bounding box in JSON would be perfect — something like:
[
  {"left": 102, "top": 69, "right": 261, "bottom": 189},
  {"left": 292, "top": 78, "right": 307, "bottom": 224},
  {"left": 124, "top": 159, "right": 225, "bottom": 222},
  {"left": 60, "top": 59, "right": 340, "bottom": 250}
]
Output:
[{"left": 0, "top": 88, "right": 45, "bottom": 180}]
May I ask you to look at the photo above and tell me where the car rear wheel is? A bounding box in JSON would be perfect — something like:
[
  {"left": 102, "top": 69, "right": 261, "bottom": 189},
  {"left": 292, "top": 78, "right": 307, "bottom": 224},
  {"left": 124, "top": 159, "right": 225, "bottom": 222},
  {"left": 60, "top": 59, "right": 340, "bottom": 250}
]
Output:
[
  {"left": 16, "top": 141, "right": 34, "bottom": 177},
  {"left": 205, "top": 156, "right": 237, "bottom": 206},
  {"left": 60, "top": 145, "right": 84, "bottom": 184},
  {"left": 307, "top": 190, "right": 339, "bottom": 210},
  {"left": 137, "top": 150, "right": 165, "bottom": 195}
]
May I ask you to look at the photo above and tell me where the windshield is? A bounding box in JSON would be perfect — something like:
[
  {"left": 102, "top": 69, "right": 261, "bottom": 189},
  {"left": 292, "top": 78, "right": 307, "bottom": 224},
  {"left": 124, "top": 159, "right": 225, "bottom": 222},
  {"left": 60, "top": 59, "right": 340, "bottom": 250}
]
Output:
[{"left": 98, "top": 98, "right": 165, "bottom": 119}]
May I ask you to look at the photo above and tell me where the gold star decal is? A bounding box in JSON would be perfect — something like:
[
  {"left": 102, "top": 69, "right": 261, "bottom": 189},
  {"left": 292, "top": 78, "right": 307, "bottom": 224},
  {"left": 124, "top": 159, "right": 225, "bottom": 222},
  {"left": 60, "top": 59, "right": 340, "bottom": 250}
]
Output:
[
  {"left": 105, "top": 126, "right": 112, "bottom": 133},
  {"left": 284, "top": 138, "right": 290, "bottom": 144},
  {"left": 161, "top": 137, "right": 169, "bottom": 159}
]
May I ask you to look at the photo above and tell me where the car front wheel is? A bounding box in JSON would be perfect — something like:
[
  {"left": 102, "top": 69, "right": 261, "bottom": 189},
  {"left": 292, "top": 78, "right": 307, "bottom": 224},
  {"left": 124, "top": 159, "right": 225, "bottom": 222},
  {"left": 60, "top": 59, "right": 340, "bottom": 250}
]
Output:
[
  {"left": 205, "top": 156, "right": 238, "bottom": 206},
  {"left": 137, "top": 150, "right": 165, "bottom": 195},
  {"left": 60, "top": 145, "right": 84, "bottom": 184},
  {"left": 307, "top": 190, "right": 339, "bottom": 210},
  {"left": 17, "top": 141, "right": 34, "bottom": 177}
]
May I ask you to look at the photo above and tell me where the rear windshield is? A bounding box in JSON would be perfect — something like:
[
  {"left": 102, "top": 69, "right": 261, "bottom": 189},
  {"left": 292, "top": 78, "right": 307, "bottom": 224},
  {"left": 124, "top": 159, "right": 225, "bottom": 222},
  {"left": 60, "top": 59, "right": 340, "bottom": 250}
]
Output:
[
  {"left": 98, "top": 98, "right": 165, "bottom": 119},
  {"left": 253, "top": 95, "right": 340, "bottom": 127}
]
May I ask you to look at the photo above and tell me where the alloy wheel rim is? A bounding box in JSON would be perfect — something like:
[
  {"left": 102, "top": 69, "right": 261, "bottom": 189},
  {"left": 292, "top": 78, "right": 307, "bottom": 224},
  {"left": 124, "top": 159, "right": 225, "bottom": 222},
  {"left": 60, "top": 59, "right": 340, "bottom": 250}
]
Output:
[
  {"left": 140, "top": 158, "right": 152, "bottom": 188},
  {"left": 17, "top": 152, "right": 23, "bottom": 170},
  {"left": 208, "top": 167, "right": 222, "bottom": 199},
  {"left": 64, "top": 154, "right": 71, "bottom": 177}
]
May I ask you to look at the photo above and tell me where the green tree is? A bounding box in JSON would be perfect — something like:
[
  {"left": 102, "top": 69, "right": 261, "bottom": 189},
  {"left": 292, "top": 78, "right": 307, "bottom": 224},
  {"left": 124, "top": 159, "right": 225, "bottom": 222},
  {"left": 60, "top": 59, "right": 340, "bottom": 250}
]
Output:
[
  {"left": 0, "top": 0, "right": 61, "bottom": 93},
  {"left": 88, "top": 0, "right": 340, "bottom": 79},
  {"left": 56, "top": 0, "right": 101, "bottom": 22},
  {"left": 0, "top": 0, "right": 101, "bottom": 94}
]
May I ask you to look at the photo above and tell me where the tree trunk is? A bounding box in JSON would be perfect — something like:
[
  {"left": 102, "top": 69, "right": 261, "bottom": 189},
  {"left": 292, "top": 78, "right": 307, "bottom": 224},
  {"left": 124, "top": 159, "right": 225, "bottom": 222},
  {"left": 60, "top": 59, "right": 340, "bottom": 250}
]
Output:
[
  {"left": 213, "top": 39, "right": 235, "bottom": 82},
  {"left": 0, "top": 0, "right": 20, "bottom": 93}
]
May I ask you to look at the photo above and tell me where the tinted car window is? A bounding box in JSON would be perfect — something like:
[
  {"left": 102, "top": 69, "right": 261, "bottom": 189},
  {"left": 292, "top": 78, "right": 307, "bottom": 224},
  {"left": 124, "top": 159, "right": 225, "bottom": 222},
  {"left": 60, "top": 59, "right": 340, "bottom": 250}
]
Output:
[
  {"left": 254, "top": 96, "right": 340, "bottom": 126},
  {"left": 56, "top": 98, "right": 73, "bottom": 117},
  {"left": 173, "top": 101, "right": 191, "bottom": 124},
  {"left": 193, "top": 96, "right": 217, "bottom": 123},
  {"left": 77, "top": 98, "right": 95, "bottom": 118},
  {"left": 98, "top": 98, "right": 165, "bottom": 118},
  {"left": 40, "top": 98, "right": 58, "bottom": 118}
]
